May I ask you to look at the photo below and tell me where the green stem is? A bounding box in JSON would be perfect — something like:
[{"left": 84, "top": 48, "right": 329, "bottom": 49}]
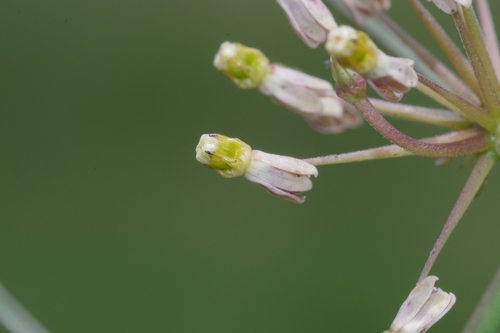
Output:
[
  {"left": 406, "top": 0, "right": 480, "bottom": 97},
  {"left": 457, "top": 8, "right": 500, "bottom": 117},
  {"left": 417, "top": 152, "right": 497, "bottom": 283},
  {"left": 417, "top": 74, "right": 495, "bottom": 131},
  {"left": 371, "top": 99, "right": 471, "bottom": 129},
  {"left": 0, "top": 283, "right": 51, "bottom": 333},
  {"left": 462, "top": 265, "right": 500, "bottom": 333}
]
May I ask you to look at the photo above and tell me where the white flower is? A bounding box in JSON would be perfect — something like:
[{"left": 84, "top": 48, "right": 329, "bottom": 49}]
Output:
[
  {"left": 259, "top": 64, "right": 362, "bottom": 133},
  {"left": 276, "top": 0, "right": 337, "bottom": 48},
  {"left": 326, "top": 26, "right": 417, "bottom": 101},
  {"left": 196, "top": 134, "right": 318, "bottom": 203},
  {"left": 214, "top": 41, "right": 363, "bottom": 133},
  {"left": 385, "top": 276, "right": 456, "bottom": 333},
  {"left": 425, "top": 0, "right": 472, "bottom": 14}
]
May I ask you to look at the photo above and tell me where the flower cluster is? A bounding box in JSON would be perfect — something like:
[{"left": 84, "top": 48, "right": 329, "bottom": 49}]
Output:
[{"left": 196, "top": 0, "right": 500, "bottom": 331}]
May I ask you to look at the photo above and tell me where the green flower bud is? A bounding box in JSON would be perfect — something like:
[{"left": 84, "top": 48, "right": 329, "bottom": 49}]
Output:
[
  {"left": 213, "top": 42, "right": 270, "bottom": 89},
  {"left": 325, "top": 26, "right": 378, "bottom": 75},
  {"left": 196, "top": 134, "right": 252, "bottom": 178}
]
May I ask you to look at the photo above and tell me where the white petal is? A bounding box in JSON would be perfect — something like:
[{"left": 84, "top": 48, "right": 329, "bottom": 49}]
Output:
[
  {"left": 454, "top": 0, "right": 472, "bottom": 8},
  {"left": 277, "top": 0, "right": 329, "bottom": 48},
  {"left": 251, "top": 150, "right": 318, "bottom": 177},
  {"left": 270, "top": 64, "right": 334, "bottom": 92},
  {"left": 399, "top": 290, "right": 455, "bottom": 333},
  {"left": 390, "top": 276, "right": 439, "bottom": 332},
  {"left": 426, "top": 0, "right": 458, "bottom": 14},
  {"left": 301, "top": 0, "right": 338, "bottom": 31},
  {"left": 260, "top": 69, "right": 324, "bottom": 115}
]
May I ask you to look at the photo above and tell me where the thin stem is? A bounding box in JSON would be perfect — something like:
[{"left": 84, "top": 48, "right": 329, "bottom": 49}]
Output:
[
  {"left": 457, "top": 8, "right": 500, "bottom": 117},
  {"left": 476, "top": 0, "right": 500, "bottom": 81},
  {"left": 303, "top": 129, "right": 481, "bottom": 165},
  {"left": 348, "top": 97, "right": 490, "bottom": 158},
  {"left": 417, "top": 152, "right": 497, "bottom": 282},
  {"left": 371, "top": 99, "right": 471, "bottom": 129},
  {"left": 417, "top": 74, "right": 495, "bottom": 131},
  {"left": 462, "top": 265, "right": 500, "bottom": 333},
  {"left": 0, "top": 283, "right": 51, "bottom": 333},
  {"left": 378, "top": 12, "right": 479, "bottom": 104},
  {"left": 406, "top": 0, "right": 480, "bottom": 96}
]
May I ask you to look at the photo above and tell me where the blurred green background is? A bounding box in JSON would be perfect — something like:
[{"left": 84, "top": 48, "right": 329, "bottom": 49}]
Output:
[{"left": 0, "top": 1, "right": 499, "bottom": 332}]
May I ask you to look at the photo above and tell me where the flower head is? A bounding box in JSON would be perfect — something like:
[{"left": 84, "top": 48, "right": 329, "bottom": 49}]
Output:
[
  {"left": 213, "top": 42, "right": 270, "bottom": 89},
  {"left": 277, "top": 0, "right": 337, "bottom": 48},
  {"left": 326, "top": 26, "right": 417, "bottom": 101},
  {"left": 196, "top": 134, "right": 318, "bottom": 203},
  {"left": 214, "top": 41, "right": 362, "bottom": 133},
  {"left": 385, "top": 276, "right": 456, "bottom": 333}
]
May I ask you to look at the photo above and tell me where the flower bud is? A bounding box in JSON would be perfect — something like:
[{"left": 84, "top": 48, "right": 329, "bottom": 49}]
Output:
[
  {"left": 385, "top": 276, "right": 456, "bottom": 333},
  {"left": 196, "top": 134, "right": 252, "bottom": 178},
  {"left": 213, "top": 42, "right": 270, "bottom": 89},
  {"left": 326, "top": 26, "right": 417, "bottom": 101},
  {"left": 196, "top": 134, "right": 318, "bottom": 203},
  {"left": 277, "top": 0, "right": 337, "bottom": 48},
  {"left": 425, "top": 0, "right": 472, "bottom": 14}
]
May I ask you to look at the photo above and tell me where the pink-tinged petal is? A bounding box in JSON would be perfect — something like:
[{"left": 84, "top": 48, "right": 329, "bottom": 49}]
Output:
[
  {"left": 301, "top": 0, "right": 338, "bottom": 31},
  {"left": 251, "top": 150, "right": 318, "bottom": 177},
  {"left": 306, "top": 98, "right": 363, "bottom": 133},
  {"left": 244, "top": 164, "right": 311, "bottom": 204},
  {"left": 269, "top": 64, "right": 334, "bottom": 93},
  {"left": 399, "top": 290, "right": 455, "bottom": 333},
  {"left": 368, "top": 54, "right": 417, "bottom": 101},
  {"left": 390, "top": 276, "right": 439, "bottom": 332},
  {"left": 277, "top": 0, "right": 329, "bottom": 48},
  {"left": 369, "top": 80, "right": 404, "bottom": 102},
  {"left": 260, "top": 69, "right": 324, "bottom": 115}
]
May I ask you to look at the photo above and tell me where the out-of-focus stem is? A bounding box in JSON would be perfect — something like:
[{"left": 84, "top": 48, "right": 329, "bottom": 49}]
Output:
[
  {"left": 418, "top": 74, "right": 495, "bottom": 131},
  {"left": 418, "top": 152, "right": 497, "bottom": 283},
  {"left": 378, "top": 12, "right": 479, "bottom": 104},
  {"left": 303, "top": 129, "right": 482, "bottom": 165},
  {"left": 348, "top": 97, "right": 490, "bottom": 158},
  {"left": 406, "top": 0, "right": 480, "bottom": 97},
  {"left": 462, "top": 265, "right": 500, "bottom": 333},
  {"left": 0, "top": 283, "right": 51, "bottom": 333},
  {"left": 477, "top": 0, "right": 500, "bottom": 81},
  {"left": 371, "top": 99, "right": 471, "bottom": 129},
  {"left": 457, "top": 8, "right": 500, "bottom": 117}
]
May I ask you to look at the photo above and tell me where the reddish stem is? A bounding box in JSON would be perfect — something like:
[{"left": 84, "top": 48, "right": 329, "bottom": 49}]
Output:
[{"left": 340, "top": 94, "right": 490, "bottom": 158}]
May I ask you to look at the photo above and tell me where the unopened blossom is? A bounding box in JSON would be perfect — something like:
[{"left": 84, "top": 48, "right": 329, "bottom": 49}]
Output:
[
  {"left": 196, "top": 134, "right": 318, "bottom": 203},
  {"left": 425, "top": 0, "right": 472, "bottom": 14},
  {"left": 214, "top": 41, "right": 362, "bottom": 133},
  {"left": 276, "top": 0, "right": 337, "bottom": 48},
  {"left": 326, "top": 26, "right": 418, "bottom": 101},
  {"left": 385, "top": 276, "right": 456, "bottom": 333},
  {"left": 343, "top": 0, "right": 391, "bottom": 25}
]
